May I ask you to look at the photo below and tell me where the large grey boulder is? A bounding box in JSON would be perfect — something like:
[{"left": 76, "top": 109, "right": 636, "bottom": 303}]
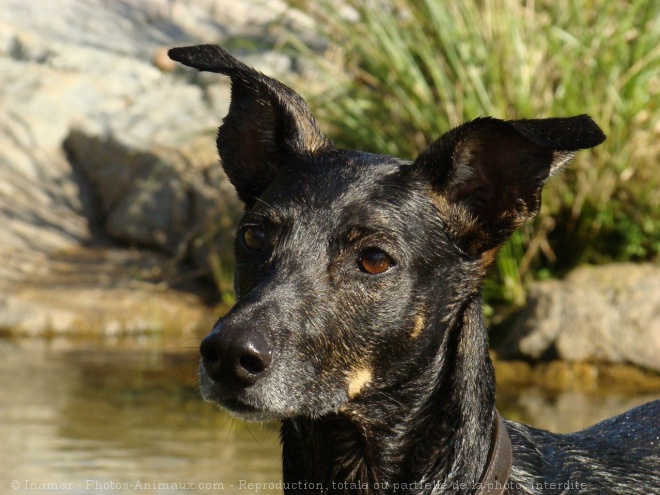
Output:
[{"left": 500, "top": 263, "right": 660, "bottom": 373}]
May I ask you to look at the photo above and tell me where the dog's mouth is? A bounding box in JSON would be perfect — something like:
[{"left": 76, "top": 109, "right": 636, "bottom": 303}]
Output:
[
  {"left": 203, "top": 387, "right": 279, "bottom": 421},
  {"left": 199, "top": 367, "right": 281, "bottom": 421},
  {"left": 219, "top": 398, "right": 274, "bottom": 421}
]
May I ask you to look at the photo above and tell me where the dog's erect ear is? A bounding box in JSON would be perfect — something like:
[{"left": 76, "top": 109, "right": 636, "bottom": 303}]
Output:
[
  {"left": 169, "top": 45, "right": 333, "bottom": 206},
  {"left": 413, "top": 115, "right": 605, "bottom": 254}
]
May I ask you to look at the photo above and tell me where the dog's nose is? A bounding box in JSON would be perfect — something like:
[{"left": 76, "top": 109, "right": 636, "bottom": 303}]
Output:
[{"left": 200, "top": 326, "right": 272, "bottom": 386}]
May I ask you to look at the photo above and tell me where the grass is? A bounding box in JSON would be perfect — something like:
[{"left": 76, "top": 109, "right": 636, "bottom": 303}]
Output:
[{"left": 282, "top": 0, "right": 660, "bottom": 306}]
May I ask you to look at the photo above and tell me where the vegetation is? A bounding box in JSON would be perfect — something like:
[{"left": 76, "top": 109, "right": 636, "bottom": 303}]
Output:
[{"left": 283, "top": 0, "right": 660, "bottom": 307}]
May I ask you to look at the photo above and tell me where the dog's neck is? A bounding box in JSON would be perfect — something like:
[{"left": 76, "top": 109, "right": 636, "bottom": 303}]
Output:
[{"left": 281, "top": 297, "right": 497, "bottom": 494}]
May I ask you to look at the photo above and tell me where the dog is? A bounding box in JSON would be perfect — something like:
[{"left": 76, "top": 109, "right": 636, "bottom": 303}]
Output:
[{"left": 168, "top": 45, "right": 660, "bottom": 494}]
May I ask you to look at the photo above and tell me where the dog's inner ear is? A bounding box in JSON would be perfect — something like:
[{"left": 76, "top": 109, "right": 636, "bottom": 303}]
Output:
[
  {"left": 413, "top": 116, "right": 605, "bottom": 255},
  {"left": 169, "top": 45, "right": 333, "bottom": 206}
]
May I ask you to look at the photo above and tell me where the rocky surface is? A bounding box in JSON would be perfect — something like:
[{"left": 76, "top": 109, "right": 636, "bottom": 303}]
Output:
[
  {"left": 0, "top": 0, "right": 312, "bottom": 335},
  {"left": 499, "top": 263, "right": 660, "bottom": 373}
]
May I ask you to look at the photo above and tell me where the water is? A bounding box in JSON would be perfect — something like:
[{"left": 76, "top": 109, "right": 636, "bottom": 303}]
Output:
[
  {"left": 0, "top": 336, "right": 656, "bottom": 495},
  {"left": 0, "top": 337, "right": 281, "bottom": 495}
]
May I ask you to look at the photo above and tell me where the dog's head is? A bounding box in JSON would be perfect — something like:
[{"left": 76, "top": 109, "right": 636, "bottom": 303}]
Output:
[{"left": 169, "top": 45, "right": 605, "bottom": 421}]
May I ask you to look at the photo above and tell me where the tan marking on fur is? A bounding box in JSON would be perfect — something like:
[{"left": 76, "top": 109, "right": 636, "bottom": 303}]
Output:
[
  {"left": 429, "top": 191, "right": 481, "bottom": 245},
  {"left": 429, "top": 192, "right": 452, "bottom": 217},
  {"left": 347, "top": 227, "right": 361, "bottom": 243},
  {"left": 347, "top": 368, "right": 372, "bottom": 399},
  {"left": 480, "top": 247, "right": 499, "bottom": 270},
  {"left": 411, "top": 313, "right": 425, "bottom": 339}
]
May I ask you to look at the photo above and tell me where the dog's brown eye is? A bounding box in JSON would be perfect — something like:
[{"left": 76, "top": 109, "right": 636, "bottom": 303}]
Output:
[
  {"left": 242, "top": 226, "right": 266, "bottom": 251},
  {"left": 358, "top": 248, "right": 394, "bottom": 275}
]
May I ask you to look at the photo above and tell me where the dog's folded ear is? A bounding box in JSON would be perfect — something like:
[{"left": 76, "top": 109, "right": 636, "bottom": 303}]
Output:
[
  {"left": 169, "top": 45, "right": 333, "bottom": 206},
  {"left": 413, "top": 115, "right": 605, "bottom": 254}
]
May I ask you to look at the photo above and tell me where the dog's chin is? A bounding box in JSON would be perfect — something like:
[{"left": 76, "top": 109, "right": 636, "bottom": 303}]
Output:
[
  {"left": 199, "top": 377, "right": 293, "bottom": 422},
  {"left": 217, "top": 398, "right": 281, "bottom": 422},
  {"left": 199, "top": 383, "right": 280, "bottom": 422},
  {"left": 202, "top": 389, "right": 340, "bottom": 422}
]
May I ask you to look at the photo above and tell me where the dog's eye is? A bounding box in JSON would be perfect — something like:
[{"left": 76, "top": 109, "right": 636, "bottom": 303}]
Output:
[
  {"left": 242, "top": 226, "right": 267, "bottom": 251},
  {"left": 358, "top": 248, "right": 394, "bottom": 275}
]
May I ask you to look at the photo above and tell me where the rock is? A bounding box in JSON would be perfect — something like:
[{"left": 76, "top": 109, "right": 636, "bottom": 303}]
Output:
[
  {"left": 61, "top": 83, "right": 241, "bottom": 260},
  {"left": 499, "top": 264, "right": 660, "bottom": 372},
  {"left": 493, "top": 357, "right": 660, "bottom": 394},
  {"left": 0, "top": 0, "right": 312, "bottom": 335},
  {"left": 153, "top": 47, "right": 178, "bottom": 72},
  {"left": 0, "top": 248, "right": 216, "bottom": 336}
]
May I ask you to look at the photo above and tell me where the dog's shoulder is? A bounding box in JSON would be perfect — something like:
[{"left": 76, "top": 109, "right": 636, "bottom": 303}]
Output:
[
  {"left": 570, "top": 399, "right": 660, "bottom": 447},
  {"left": 506, "top": 401, "right": 660, "bottom": 494}
]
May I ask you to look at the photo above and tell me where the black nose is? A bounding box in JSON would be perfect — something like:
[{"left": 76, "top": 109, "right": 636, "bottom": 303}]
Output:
[{"left": 200, "top": 325, "right": 272, "bottom": 386}]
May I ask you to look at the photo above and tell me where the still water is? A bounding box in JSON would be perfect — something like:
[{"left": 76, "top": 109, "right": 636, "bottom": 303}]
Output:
[{"left": 0, "top": 336, "right": 656, "bottom": 495}]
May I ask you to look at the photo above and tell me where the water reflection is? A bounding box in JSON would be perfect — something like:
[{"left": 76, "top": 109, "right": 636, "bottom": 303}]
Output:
[
  {"left": 0, "top": 337, "right": 282, "bottom": 495},
  {"left": 0, "top": 337, "right": 657, "bottom": 495}
]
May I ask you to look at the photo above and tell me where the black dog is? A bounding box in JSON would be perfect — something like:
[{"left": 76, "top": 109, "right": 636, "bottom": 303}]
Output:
[{"left": 169, "top": 45, "right": 660, "bottom": 494}]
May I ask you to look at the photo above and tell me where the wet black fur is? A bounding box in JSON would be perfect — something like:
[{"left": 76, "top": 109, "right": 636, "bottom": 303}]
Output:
[{"left": 168, "top": 45, "right": 660, "bottom": 494}]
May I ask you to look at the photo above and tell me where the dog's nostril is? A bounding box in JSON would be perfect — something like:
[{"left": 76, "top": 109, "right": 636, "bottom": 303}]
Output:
[
  {"left": 240, "top": 352, "right": 270, "bottom": 375},
  {"left": 233, "top": 334, "right": 272, "bottom": 384},
  {"left": 200, "top": 336, "right": 221, "bottom": 366},
  {"left": 200, "top": 333, "right": 226, "bottom": 383}
]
